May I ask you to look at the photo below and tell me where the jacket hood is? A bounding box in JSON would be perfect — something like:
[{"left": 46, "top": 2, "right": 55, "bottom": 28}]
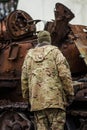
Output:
[{"left": 27, "top": 45, "right": 57, "bottom": 62}]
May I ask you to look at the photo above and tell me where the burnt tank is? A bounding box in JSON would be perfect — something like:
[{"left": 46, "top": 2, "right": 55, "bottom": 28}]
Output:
[
  {"left": 0, "top": 9, "right": 38, "bottom": 129},
  {"left": 0, "top": 2, "right": 87, "bottom": 130},
  {"left": 45, "top": 3, "right": 87, "bottom": 130}
]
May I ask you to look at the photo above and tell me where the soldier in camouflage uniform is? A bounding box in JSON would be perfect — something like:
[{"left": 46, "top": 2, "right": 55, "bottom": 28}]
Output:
[{"left": 21, "top": 31, "right": 74, "bottom": 130}]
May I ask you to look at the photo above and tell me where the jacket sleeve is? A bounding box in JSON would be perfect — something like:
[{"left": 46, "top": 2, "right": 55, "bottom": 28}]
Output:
[
  {"left": 55, "top": 49, "right": 74, "bottom": 98},
  {"left": 21, "top": 55, "right": 29, "bottom": 101}
]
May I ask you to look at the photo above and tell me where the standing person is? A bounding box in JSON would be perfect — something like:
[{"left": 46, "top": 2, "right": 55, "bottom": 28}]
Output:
[{"left": 21, "top": 30, "right": 74, "bottom": 130}]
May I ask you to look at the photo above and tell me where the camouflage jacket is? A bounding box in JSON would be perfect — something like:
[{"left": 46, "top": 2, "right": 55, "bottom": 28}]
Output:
[{"left": 21, "top": 45, "right": 74, "bottom": 111}]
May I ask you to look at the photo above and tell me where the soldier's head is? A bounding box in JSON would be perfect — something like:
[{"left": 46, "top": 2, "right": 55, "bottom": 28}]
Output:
[{"left": 37, "top": 30, "right": 51, "bottom": 44}]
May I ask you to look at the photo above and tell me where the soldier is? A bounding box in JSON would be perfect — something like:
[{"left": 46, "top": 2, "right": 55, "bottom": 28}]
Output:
[{"left": 21, "top": 30, "right": 74, "bottom": 130}]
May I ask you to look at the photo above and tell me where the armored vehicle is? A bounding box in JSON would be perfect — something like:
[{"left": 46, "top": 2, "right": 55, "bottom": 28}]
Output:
[{"left": 45, "top": 3, "right": 87, "bottom": 130}]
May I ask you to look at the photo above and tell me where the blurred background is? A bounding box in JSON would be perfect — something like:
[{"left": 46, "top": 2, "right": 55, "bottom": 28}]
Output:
[
  {"left": 0, "top": 0, "right": 87, "bottom": 30},
  {"left": 17, "top": 0, "right": 87, "bottom": 30}
]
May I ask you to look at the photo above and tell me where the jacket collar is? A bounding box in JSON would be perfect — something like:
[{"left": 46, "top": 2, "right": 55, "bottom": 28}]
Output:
[{"left": 36, "top": 41, "right": 51, "bottom": 47}]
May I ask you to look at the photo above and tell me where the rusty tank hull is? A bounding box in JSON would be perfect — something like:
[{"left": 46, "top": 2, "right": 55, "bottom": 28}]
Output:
[
  {"left": 0, "top": 10, "right": 37, "bottom": 130},
  {"left": 0, "top": 41, "right": 35, "bottom": 129},
  {"left": 45, "top": 3, "right": 87, "bottom": 130}
]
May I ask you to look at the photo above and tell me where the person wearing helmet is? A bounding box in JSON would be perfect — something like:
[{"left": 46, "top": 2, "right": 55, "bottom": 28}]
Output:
[{"left": 21, "top": 30, "right": 74, "bottom": 130}]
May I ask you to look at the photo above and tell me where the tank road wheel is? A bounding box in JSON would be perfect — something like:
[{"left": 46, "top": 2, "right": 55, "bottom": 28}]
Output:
[{"left": 0, "top": 111, "right": 34, "bottom": 130}]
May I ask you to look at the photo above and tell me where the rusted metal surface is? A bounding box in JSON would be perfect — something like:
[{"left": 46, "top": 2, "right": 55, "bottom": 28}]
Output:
[
  {"left": 0, "top": 42, "right": 33, "bottom": 87},
  {"left": 0, "top": 10, "right": 37, "bottom": 103},
  {"left": 0, "top": 101, "right": 28, "bottom": 110},
  {"left": 73, "top": 81, "right": 87, "bottom": 100},
  {"left": 0, "top": 111, "right": 34, "bottom": 130},
  {"left": 0, "top": 102, "right": 34, "bottom": 130},
  {"left": 0, "top": 8, "right": 37, "bottom": 130},
  {"left": 70, "top": 25, "right": 87, "bottom": 65},
  {"left": 45, "top": 3, "right": 74, "bottom": 46},
  {"left": 59, "top": 41, "right": 87, "bottom": 75},
  {"left": 45, "top": 3, "right": 87, "bottom": 130},
  {"left": 0, "top": 41, "right": 34, "bottom": 102},
  {"left": 45, "top": 3, "right": 87, "bottom": 75},
  {"left": 0, "top": 10, "right": 39, "bottom": 41},
  {"left": 6, "top": 10, "right": 36, "bottom": 39}
]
